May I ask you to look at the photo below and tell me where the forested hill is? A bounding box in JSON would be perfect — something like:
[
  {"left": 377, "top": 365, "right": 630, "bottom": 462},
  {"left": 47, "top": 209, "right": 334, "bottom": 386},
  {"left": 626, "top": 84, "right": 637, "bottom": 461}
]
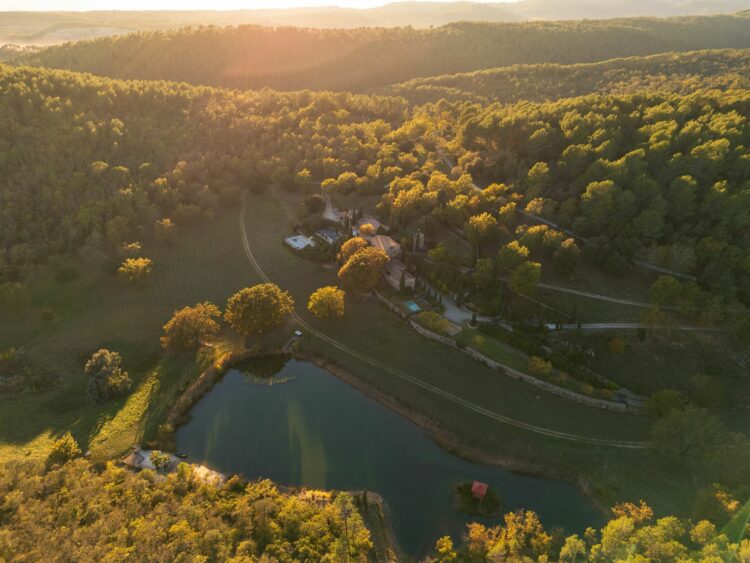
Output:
[
  {"left": 0, "top": 64, "right": 408, "bottom": 280},
  {"left": 19, "top": 15, "right": 750, "bottom": 92},
  {"left": 385, "top": 49, "right": 750, "bottom": 104}
]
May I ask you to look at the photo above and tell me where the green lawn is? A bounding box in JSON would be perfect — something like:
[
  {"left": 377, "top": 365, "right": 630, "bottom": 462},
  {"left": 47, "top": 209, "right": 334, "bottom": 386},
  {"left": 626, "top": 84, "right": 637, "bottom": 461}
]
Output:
[{"left": 0, "top": 209, "right": 261, "bottom": 463}]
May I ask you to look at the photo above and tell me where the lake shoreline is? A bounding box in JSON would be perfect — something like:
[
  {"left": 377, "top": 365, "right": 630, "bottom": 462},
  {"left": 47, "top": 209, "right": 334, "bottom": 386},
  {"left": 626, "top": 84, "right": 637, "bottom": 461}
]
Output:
[{"left": 293, "top": 349, "right": 607, "bottom": 517}]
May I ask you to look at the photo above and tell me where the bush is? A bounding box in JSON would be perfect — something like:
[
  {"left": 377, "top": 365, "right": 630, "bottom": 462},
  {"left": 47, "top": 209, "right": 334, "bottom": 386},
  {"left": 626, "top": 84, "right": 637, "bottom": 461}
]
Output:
[
  {"left": 528, "top": 356, "right": 552, "bottom": 376},
  {"left": 416, "top": 312, "right": 452, "bottom": 336},
  {"left": 46, "top": 432, "right": 82, "bottom": 468}
]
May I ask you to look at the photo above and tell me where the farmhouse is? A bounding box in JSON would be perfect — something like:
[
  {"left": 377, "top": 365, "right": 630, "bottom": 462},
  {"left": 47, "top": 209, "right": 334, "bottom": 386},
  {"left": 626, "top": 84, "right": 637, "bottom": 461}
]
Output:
[
  {"left": 367, "top": 234, "right": 401, "bottom": 259},
  {"left": 316, "top": 228, "right": 342, "bottom": 245},
  {"left": 384, "top": 259, "right": 416, "bottom": 291}
]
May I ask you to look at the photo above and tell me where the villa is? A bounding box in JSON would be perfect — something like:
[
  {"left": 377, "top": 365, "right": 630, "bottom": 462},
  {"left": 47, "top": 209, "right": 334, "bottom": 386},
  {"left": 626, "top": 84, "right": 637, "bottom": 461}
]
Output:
[
  {"left": 366, "top": 234, "right": 401, "bottom": 259},
  {"left": 316, "top": 228, "right": 342, "bottom": 245}
]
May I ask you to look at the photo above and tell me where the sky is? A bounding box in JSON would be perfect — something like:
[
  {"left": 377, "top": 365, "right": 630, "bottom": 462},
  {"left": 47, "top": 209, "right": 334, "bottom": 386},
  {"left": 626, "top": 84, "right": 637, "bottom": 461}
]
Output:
[{"left": 0, "top": 0, "right": 513, "bottom": 11}]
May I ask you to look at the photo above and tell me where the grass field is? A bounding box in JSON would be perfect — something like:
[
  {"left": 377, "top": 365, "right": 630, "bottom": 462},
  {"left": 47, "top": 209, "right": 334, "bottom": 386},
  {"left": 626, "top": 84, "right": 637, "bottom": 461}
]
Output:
[{"left": 0, "top": 209, "right": 260, "bottom": 463}]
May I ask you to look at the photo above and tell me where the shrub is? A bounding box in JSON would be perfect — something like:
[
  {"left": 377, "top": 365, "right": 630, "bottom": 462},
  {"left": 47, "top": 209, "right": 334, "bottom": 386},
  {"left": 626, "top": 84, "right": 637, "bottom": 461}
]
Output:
[
  {"left": 46, "top": 432, "right": 82, "bottom": 468},
  {"left": 417, "top": 312, "right": 452, "bottom": 336},
  {"left": 528, "top": 356, "right": 552, "bottom": 376}
]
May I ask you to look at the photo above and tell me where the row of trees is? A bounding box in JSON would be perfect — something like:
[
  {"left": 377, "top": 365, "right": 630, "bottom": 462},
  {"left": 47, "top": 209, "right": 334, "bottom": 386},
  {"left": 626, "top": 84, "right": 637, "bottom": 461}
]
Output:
[{"left": 160, "top": 283, "right": 350, "bottom": 352}]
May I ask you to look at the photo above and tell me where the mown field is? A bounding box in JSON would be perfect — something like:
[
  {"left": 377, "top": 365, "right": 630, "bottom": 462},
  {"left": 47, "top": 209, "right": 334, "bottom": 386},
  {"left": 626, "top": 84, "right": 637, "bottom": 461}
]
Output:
[{"left": 0, "top": 209, "right": 260, "bottom": 463}]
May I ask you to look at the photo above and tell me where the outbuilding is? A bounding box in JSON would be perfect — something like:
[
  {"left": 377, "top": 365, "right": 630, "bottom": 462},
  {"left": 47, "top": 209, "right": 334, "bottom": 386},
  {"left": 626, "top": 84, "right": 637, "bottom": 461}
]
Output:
[{"left": 471, "top": 481, "right": 488, "bottom": 501}]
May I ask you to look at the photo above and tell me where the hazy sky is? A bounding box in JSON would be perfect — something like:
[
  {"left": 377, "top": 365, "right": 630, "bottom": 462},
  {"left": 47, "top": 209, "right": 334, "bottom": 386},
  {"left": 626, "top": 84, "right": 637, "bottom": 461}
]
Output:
[{"left": 1, "top": 0, "right": 512, "bottom": 10}]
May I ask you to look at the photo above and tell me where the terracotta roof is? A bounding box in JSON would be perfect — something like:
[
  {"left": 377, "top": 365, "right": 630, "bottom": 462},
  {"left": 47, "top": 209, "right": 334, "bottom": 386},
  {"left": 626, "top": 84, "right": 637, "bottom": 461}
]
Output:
[
  {"left": 368, "top": 235, "right": 400, "bottom": 253},
  {"left": 471, "top": 481, "right": 488, "bottom": 500}
]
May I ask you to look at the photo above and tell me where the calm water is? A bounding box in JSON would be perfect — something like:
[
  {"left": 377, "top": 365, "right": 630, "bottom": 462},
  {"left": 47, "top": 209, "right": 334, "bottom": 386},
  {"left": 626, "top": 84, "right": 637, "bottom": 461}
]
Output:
[{"left": 175, "top": 358, "right": 601, "bottom": 557}]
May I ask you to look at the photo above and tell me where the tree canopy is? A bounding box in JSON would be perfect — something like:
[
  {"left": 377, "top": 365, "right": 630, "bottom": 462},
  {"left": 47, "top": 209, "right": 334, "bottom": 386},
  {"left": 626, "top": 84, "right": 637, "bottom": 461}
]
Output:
[{"left": 224, "top": 283, "right": 295, "bottom": 336}]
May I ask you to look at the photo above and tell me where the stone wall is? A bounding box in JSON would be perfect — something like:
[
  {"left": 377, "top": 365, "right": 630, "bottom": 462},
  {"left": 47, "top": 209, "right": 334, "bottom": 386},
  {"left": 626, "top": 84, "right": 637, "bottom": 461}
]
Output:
[
  {"left": 410, "top": 320, "right": 632, "bottom": 413},
  {"left": 373, "top": 289, "right": 410, "bottom": 320}
]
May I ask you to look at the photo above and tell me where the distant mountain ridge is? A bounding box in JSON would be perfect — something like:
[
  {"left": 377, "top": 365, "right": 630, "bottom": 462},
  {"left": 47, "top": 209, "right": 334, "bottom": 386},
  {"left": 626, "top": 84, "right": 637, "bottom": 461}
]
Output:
[
  {"left": 383, "top": 48, "right": 750, "bottom": 104},
  {"left": 1, "top": 1, "right": 749, "bottom": 46},
  {"left": 18, "top": 16, "right": 750, "bottom": 92}
]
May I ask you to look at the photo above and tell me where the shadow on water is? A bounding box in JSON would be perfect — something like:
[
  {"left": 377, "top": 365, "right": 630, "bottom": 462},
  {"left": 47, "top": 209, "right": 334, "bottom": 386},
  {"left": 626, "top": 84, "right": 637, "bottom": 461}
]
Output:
[{"left": 175, "top": 356, "right": 602, "bottom": 557}]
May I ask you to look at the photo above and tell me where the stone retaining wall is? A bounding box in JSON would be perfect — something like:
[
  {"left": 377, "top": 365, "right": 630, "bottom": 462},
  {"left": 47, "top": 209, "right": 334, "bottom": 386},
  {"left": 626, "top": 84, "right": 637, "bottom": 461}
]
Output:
[
  {"left": 411, "top": 321, "right": 631, "bottom": 413},
  {"left": 373, "top": 289, "right": 410, "bottom": 320},
  {"left": 409, "top": 319, "right": 457, "bottom": 348}
]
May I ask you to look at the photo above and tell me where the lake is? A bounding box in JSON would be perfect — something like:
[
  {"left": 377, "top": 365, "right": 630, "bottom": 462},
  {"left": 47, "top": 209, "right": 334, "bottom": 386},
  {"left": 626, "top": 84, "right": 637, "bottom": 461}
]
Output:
[{"left": 175, "top": 357, "right": 601, "bottom": 557}]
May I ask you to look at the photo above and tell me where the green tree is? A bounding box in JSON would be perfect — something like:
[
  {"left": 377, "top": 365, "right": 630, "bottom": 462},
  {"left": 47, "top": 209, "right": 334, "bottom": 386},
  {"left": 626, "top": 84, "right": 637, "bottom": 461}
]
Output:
[
  {"left": 224, "top": 284, "right": 295, "bottom": 336},
  {"left": 150, "top": 450, "right": 172, "bottom": 473},
  {"left": 649, "top": 275, "right": 683, "bottom": 306},
  {"left": 497, "top": 241, "right": 530, "bottom": 272},
  {"left": 435, "top": 536, "right": 457, "bottom": 561},
  {"left": 85, "top": 349, "right": 132, "bottom": 402},
  {"left": 646, "top": 389, "right": 687, "bottom": 418},
  {"left": 338, "top": 247, "right": 389, "bottom": 293},
  {"left": 509, "top": 261, "right": 541, "bottom": 295},
  {"left": 337, "top": 237, "right": 368, "bottom": 263},
  {"left": 161, "top": 302, "right": 222, "bottom": 351},
  {"left": 553, "top": 238, "right": 580, "bottom": 275},
  {"left": 465, "top": 212, "right": 499, "bottom": 256},
  {"left": 118, "top": 257, "right": 153, "bottom": 282},
  {"left": 308, "top": 286, "right": 346, "bottom": 320}
]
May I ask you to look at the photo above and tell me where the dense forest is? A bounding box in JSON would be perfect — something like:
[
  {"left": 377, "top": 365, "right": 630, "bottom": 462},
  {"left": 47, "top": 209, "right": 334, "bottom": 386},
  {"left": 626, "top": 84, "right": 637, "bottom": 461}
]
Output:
[
  {"left": 0, "top": 64, "right": 410, "bottom": 281},
  {"left": 0, "top": 459, "right": 372, "bottom": 560},
  {"left": 421, "top": 89, "right": 750, "bottom": 305},
  {"left": 18, "top": 15, "right": 750, "bottom": 92},
  {"left": 385, "top": 48, "right": 750, "bottom": 104},
  {"left": 2, "top": 62, "right": 749, "bottom": 310}
]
